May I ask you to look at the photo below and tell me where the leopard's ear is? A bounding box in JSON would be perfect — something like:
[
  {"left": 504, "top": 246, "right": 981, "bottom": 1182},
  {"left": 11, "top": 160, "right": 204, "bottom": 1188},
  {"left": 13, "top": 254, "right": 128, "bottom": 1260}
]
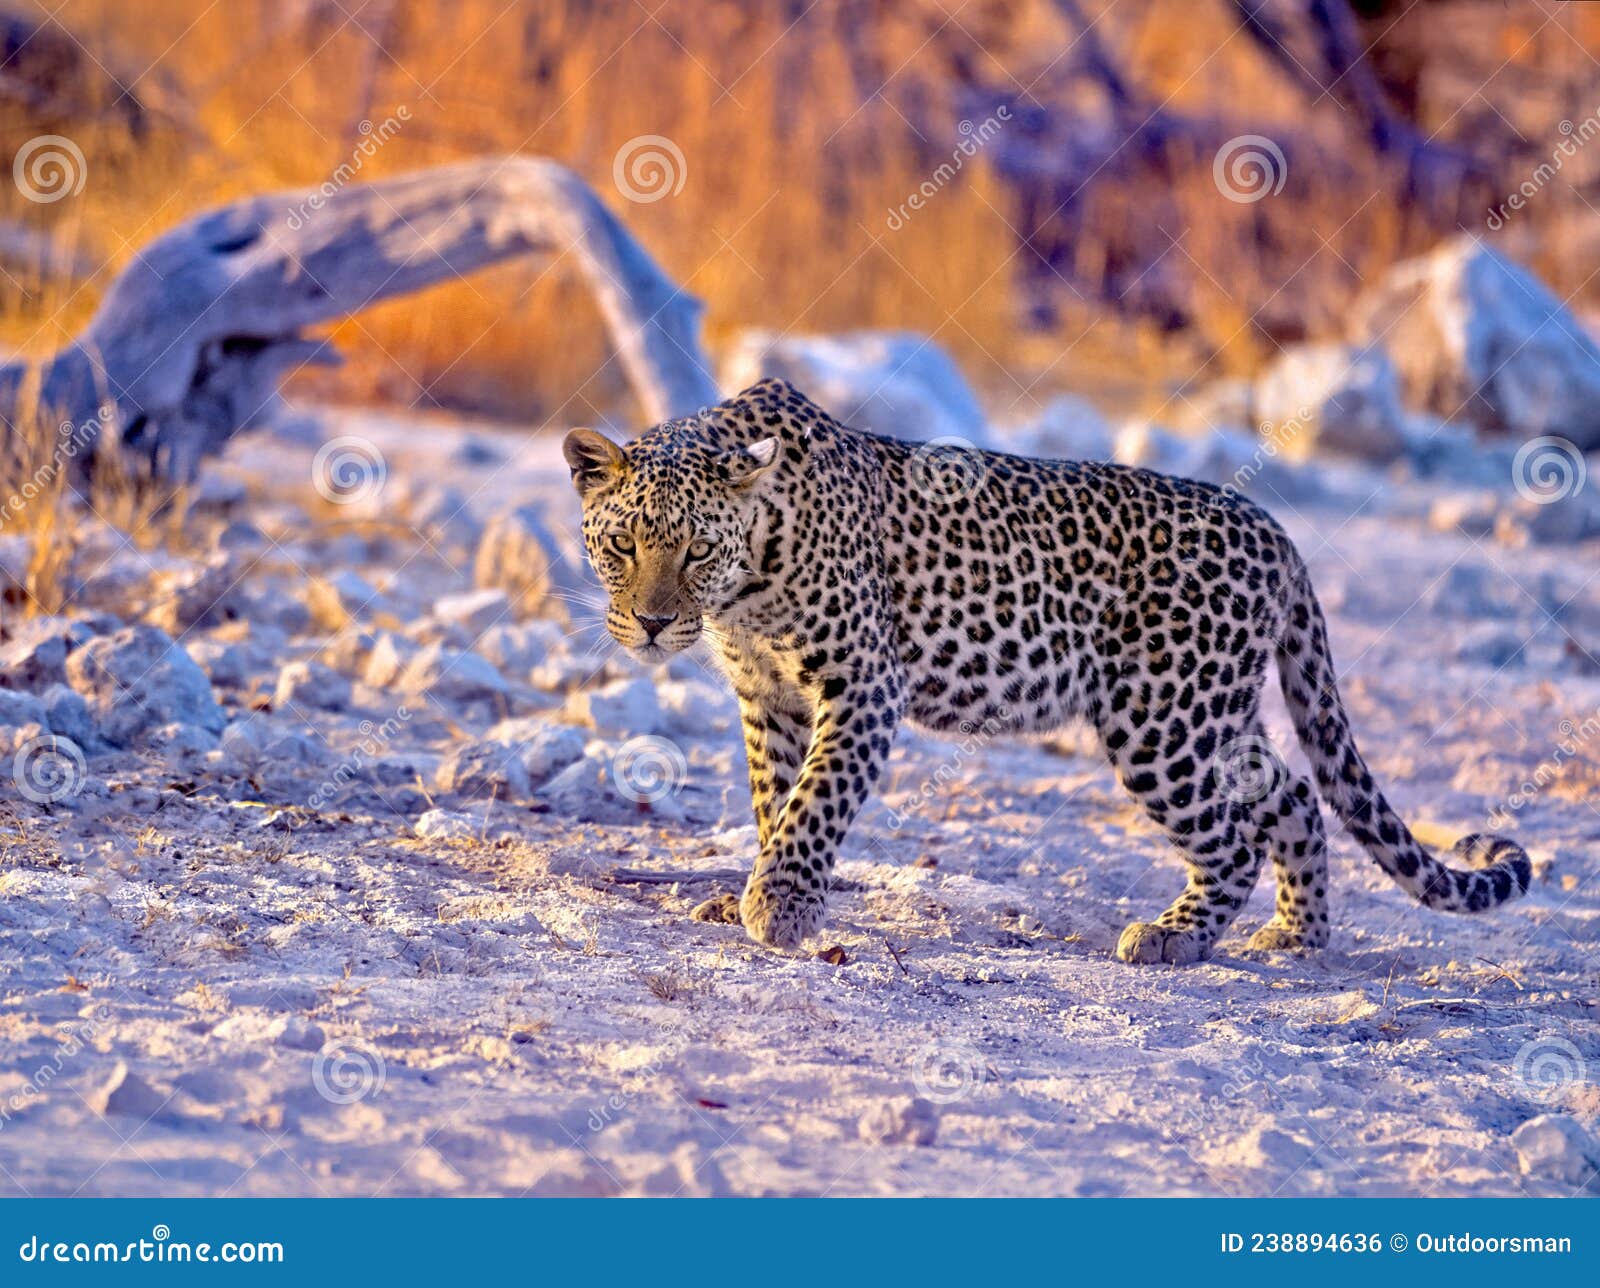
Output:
[
  {"left": 722, "top": 436, "right": 779, "bottom": 490},
  {"left": 563, "top": 428, "right": 625, "bottom": 497}
]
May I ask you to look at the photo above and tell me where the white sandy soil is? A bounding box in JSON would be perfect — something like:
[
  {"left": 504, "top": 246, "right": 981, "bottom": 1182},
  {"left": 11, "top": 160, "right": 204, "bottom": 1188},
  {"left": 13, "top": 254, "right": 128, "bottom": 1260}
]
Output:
[{"left": 0, "top": 409, "right": 1596, "bottom": 1197}]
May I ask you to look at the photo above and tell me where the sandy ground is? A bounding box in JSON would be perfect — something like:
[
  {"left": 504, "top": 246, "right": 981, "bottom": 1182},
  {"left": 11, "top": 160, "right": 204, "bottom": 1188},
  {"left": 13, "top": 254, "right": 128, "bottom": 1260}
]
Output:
[{"left": 0, "top": 408, "right": 1596, "bottom": 1197}]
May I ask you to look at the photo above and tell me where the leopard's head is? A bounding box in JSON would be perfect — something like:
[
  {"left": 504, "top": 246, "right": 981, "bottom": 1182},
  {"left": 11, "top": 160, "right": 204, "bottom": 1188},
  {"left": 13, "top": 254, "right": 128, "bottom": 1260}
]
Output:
[{"left": 563, "top": 419, "right": 780, "bottom": 662}]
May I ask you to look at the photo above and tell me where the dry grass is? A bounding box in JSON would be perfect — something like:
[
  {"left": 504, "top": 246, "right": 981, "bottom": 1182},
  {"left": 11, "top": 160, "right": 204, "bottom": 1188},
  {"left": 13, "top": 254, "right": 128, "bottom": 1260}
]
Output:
[
  {"left": 0, "top": 0, "right": 1253, "bottom": 429},
  {"left": 0, "top": 373, "right": 114, "bottom": 618},
  {"left": 1, "top": 0, "right": 1594, "bottom": 436},
  {"left": 0, "top": 371, "right": 202, "bottom": 620}
]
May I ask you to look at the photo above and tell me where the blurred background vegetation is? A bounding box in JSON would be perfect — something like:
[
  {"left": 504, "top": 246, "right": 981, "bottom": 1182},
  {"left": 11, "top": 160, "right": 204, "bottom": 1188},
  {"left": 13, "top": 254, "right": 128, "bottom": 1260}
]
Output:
[{"left": 2, "top": 0, "right": 1597, "bottom": 426}]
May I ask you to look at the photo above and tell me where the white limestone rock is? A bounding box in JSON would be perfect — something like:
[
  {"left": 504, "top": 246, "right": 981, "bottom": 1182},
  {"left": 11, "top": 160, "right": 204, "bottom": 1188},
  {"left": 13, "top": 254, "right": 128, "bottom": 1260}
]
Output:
[
  {"left": 478, "top": 620, "right": 564, "bottom": 676},
  {"left": 434, "top": 740, "right": 532, "bottom": 800},
  {"left": 999, "top": 395, "right": 1113, "bottom": 461},
  {"left": 434, "top": 587, "right": 512, "bottom": 637},
  {"left": 273, "top": 659, "right": 353, "bottom": 712},
  {"left": 67, "top": 625, "right": 224, "bottom": 746},
  {"left": 721, "top": 328, "right": 993, "bottom": 447},
  {"left": 1254, "top": 343, "right": 1408, "bottom": 463},
  {"left": 1350, "top": 236, "right": 1600, "bottom": 449},
  {"left": 564, "top": 676, "right": 663, "bottom": 736},
  {"left": 484, "top": 718, "right": 588, "bottom": 783},
  {"left": 413, "top": 808, "right": 481, "bottom": 841},
  {"left": 858, "top": 1096, "right": 939, "bottom": 1146},
  {"left": 395, "top": 642, "right": 507, "bottom": 703},
  {"left": 1511, "top": 1114, "right": 1600, "bottom": 1185}
]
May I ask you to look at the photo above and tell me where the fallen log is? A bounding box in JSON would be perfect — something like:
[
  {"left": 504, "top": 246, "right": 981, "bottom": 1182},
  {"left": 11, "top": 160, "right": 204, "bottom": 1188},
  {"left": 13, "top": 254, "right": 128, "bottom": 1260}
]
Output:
[{"left": 0, "top": 157, "right": 720, "bottom": 484}]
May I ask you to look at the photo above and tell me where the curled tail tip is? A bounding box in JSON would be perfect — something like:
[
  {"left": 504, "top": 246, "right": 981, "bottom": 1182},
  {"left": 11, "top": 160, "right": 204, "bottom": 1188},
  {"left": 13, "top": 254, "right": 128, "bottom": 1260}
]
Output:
[{"left": 1450, "top": 832, "right": 1533, "bottom": 907}]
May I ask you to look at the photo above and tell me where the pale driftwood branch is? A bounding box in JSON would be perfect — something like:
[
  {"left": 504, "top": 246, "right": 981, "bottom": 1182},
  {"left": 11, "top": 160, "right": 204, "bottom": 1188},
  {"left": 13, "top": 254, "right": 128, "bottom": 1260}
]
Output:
[{"left": 0, "top": 157, "right": 719, "bottom": 484}]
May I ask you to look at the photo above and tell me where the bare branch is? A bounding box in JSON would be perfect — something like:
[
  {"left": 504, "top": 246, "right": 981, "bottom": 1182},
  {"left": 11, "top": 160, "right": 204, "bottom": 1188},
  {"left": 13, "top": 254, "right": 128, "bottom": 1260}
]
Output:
[{"left": 1, "top": 158, "right": 719, "bottom": 485}]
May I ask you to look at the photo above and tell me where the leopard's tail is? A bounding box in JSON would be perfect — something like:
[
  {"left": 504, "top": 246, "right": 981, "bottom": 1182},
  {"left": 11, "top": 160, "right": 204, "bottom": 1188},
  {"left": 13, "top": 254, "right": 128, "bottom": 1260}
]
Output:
[{"left": 1276, "top": 566, "right": 1531, "bottom": 913}]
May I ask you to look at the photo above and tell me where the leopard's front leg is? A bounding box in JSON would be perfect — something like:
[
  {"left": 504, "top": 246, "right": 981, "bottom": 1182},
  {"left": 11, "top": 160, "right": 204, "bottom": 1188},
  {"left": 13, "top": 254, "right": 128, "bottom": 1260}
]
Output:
[
  {"left": 690, "top": 681, "right": 812, "bottom": 927},
  {"left": 739, "top": 672, "right": 904, "bottom": 949}
]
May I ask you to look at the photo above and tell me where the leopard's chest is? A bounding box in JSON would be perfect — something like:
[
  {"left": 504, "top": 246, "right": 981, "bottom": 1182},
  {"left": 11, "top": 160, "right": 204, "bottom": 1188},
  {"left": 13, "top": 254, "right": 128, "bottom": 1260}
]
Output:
[{"left": 709, "top": 628, "right": 816, "bottom": 702}]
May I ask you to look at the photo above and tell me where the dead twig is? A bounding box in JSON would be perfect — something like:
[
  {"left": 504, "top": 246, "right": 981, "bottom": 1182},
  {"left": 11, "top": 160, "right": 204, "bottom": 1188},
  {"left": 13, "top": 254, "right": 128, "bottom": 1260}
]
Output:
[{"left": 600, "top": 867, "right": 745, "bottom": 887}]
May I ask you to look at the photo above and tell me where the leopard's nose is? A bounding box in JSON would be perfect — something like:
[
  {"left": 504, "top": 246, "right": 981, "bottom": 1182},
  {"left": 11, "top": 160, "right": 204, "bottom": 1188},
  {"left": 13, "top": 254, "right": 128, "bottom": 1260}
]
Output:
[{"left": 634, "top": 611, "right": 678, "bottom": 640}]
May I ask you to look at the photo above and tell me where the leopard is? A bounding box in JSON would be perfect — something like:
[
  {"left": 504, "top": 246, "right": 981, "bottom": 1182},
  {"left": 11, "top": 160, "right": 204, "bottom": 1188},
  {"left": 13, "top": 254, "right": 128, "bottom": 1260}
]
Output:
[{"left": 562, "top": 377, "right": 1532, "bottom": 963}]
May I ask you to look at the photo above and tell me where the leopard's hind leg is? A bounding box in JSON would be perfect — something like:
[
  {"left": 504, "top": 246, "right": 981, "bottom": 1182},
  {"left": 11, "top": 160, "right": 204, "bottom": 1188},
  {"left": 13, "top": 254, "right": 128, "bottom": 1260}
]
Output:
[
  {"left": 1098, "top": 682, "right": 1268, "bottom": 965},
  {"left": 1245, "top": 761, "right": 1331, "bottom": 952}
]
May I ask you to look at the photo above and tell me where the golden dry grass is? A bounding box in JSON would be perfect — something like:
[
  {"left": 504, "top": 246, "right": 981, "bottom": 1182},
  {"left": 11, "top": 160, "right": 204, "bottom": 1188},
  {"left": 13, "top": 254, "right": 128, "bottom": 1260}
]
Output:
[
  {"left": 0, "top": 0, "right": 1259, "bottom": 426},
  {"left": 0, "top": 0, "right": 1594, "bottom": 430}
]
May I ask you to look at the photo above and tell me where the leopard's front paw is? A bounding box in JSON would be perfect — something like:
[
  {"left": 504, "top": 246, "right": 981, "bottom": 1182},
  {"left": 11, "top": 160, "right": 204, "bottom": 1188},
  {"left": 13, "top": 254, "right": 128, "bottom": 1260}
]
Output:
[
  {"left": 1115, "top": 920, "right": 1212, "bottom": 965},
  {"left": 739, "top": 875, "right": 826, "bottom": 950}
]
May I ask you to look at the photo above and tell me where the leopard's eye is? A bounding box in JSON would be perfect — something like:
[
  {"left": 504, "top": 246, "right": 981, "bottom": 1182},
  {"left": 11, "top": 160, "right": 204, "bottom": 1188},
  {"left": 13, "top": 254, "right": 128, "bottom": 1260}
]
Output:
[
  {"left": 685, "top": 538, "right": 713, "bottom": 563},
  {"left": 608, "top": 531, "right": 636, "bottom": 557}
]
